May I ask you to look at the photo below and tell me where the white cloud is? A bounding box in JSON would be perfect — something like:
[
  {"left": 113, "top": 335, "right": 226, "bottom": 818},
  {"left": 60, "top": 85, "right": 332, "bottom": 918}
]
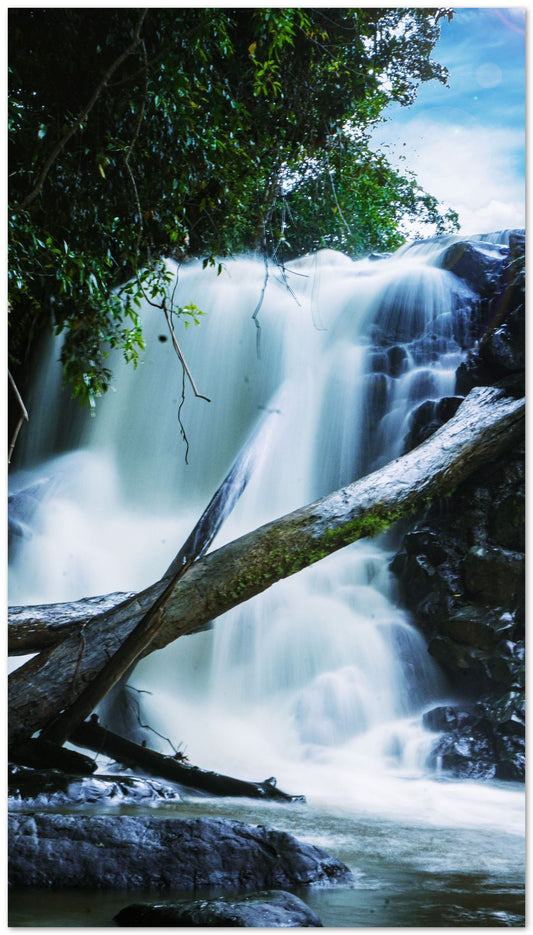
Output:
[{"left": 372, "top": 117, "right": 525, "bottom": 236}]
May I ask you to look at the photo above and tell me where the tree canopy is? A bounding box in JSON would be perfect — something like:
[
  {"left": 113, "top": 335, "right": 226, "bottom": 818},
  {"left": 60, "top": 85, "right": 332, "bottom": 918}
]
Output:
[{"left": 9, "top": 7, "right": 458, "bottom": 410}]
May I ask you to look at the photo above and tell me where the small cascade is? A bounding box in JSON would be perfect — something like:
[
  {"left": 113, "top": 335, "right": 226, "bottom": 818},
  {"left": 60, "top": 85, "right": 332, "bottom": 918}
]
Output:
[{"left": 9, "top": 237, "right": 497, "bottom": 800}]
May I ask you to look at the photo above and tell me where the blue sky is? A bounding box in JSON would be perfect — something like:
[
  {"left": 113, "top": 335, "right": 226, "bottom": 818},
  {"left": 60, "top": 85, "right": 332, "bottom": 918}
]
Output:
[{"left": 371, "top": 6, "right": 526, "bottom": 236}]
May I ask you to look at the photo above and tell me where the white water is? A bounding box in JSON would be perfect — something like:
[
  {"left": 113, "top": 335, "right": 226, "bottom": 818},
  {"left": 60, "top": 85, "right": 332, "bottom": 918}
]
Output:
[{"left": 9, "top": 242, "right": 525, "bottom": 845}]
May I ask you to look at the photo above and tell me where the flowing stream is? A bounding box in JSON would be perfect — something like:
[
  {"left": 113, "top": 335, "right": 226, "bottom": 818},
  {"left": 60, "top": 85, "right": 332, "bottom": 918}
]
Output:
[{"left": 9, "top": 239, "right": 525, "bottom": 926}]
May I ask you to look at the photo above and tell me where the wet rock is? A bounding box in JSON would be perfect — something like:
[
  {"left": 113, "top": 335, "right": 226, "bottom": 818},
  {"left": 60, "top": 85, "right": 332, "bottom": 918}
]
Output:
[
  {"left": 8, "top": 479, "right": 51, "bottom": 555},
  {"left": 430, "top": 726, "right": 497, "bottom": 781},
  {"left": 427, "top": 636, "right": 492, "bottom": 688},
  {"left": 402, "top": 397, "right": 463, "bottom": 452},
  {"left": 387, "top": 344, "right": 409, "bottom": 377},
  {"left": 440, "top": 240, "right": 507, "bottom": 302},
  {"left": 424, "top": 692, "right": 525, "bottom": 782},
  {"left": 455, "top": 353, "right": 494, "bottom": 396},
  {"left": 392, "top": 425, "right": 525, "bottom": 781},
  {"left": 455, "top": 233, "right": 525, "bottom": 394},
  {"left": 482, "top": 325, "right": 525, "bottom": 374},
  {"left": 8, "top": 814, "right": 354, "bottom": 890},
  {"left": 480, "top": 233, "right": 525, "bottom": 376},
  {"left": 403, "top": 528, "right": 454, "bottom": 566},
  {"left": 114, "top": 890, "right": 323, "bottom": 927},
  {"left": 423, "top": 705, "right": 474, "bottom": 733},
  {"left": 8, "top": 766, "right": 180, "bottom": 810},
  {"left": 435, "top": 396, "right": 464, "bottom": 424},
  {"left": 463, "top": 546, "right": 524, "bottom": 606},
  {"left": 440, "top": 605, "right": 516, "bottom": 651}
]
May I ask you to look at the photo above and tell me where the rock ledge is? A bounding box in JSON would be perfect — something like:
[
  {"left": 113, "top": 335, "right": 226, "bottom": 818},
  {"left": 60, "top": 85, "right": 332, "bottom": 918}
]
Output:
[{"left": 9, "top": 813, "right": 353, "bottom": 891}]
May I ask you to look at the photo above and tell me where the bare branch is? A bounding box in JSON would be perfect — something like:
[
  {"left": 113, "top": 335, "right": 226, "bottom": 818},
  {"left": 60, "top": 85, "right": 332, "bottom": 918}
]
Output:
[
  {"left": 251, "top": 253, "right": 269, "bottom": 359},
  {"left": 162, "top": 299, "right": 211, "bottom": 403},
  {"left": 8, "top": 370, "right": 29, "bottom": 464}
]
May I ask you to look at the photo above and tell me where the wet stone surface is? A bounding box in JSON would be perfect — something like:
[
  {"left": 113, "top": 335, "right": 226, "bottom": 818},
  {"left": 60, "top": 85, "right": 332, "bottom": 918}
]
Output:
[
  {"left": 114, "top": 889, "right": 324, "bottom": 927},
  {"left": 8, "top": 766, "right": 181, "bottom": 810},
  {"left": 8, "top": 813, "right": 354, "bottom": 891},
  {"left": 392, "top": 233, "right": 525, "bottom": 783}
]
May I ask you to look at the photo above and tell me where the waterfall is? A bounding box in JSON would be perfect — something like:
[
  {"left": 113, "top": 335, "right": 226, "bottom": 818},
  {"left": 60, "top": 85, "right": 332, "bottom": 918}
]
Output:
[{"left": 10, "top": 239, "right": 482, "bottom": 802}]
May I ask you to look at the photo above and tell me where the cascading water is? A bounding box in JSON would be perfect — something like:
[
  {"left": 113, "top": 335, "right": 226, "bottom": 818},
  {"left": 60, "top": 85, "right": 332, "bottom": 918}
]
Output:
[{"left": 9, "top": 238, "right": 525, "bottom": 891}]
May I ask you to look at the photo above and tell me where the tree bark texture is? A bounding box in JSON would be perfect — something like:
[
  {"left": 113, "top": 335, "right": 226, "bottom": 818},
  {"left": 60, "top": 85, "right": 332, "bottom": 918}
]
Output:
[{"left": 8, "top": 388, "right": 525, "bottom": 748}]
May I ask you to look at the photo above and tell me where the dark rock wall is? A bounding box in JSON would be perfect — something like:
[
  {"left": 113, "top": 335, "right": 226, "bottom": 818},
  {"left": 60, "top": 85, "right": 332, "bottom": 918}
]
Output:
[{"left": 391, "top": 231, "right": 525, "bottom": 781}]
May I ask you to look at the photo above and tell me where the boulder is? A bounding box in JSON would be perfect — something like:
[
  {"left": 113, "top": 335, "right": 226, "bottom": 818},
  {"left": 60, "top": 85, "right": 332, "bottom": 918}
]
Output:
[
  {"left": 440, "top": 240, "right": 507, "bottom": 301},
  {"left": 387, "top": 344, "right": 409, "bottom": 377},
  {"left": 114, "top": 890, "right": 324, "bottom": 927},
  {"left": 424, "top": 692, "right": 525, "bottom": 782},
  {"left": 8, "top": 814, "right": 353, "bottom": 890},
  {"left": 454, "top": 231, "right": 525, "bottom": 394},
  {"left": 402, "top": 396, "right": 463, "bottom": 453}
]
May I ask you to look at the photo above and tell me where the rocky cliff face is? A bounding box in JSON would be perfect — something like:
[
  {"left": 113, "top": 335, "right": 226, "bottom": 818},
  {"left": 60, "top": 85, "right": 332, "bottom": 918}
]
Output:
[{"left": 392, "top": 231, "right": 525, "bottom": 781}]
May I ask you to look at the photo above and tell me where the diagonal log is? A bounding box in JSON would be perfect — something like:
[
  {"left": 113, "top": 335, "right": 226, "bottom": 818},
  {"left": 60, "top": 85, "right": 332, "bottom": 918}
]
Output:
[
  {"left": 21, "top": 407, "right": 279, "bottom": 747},
  {"left": 9, "top": 406, "right": 276, "bottom": 657},
  {"left": 8, "top": 387, "right": 525, "bottom": 749}
]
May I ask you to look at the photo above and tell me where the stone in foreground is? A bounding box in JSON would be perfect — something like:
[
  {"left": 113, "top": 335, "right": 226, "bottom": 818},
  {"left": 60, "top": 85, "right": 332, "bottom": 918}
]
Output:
[
  {"left": 9, "top": 814, "right": 353, "bottom": 890},
  {"left": 115, "top": 890, "right": 323, "bottom": 926}
]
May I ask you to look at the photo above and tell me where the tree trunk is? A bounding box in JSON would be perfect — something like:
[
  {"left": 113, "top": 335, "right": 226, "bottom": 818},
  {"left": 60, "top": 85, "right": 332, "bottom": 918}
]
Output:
[{"left": 8, "top": 387, "right": 524, "bottom": 749}]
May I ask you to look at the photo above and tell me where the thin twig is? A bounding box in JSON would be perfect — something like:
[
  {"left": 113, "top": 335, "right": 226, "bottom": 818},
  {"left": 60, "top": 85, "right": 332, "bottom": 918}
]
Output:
[
  {"left": 162, "top": 299, "right": 210, "bottom": 403},
  {"left": 125, "top": 686, "right": 186, "bottom": 757},
  {"left": 251, "top": 253, "right": 269, "bottom": 359},
  {"left": 8, "top": 370, "right": 29, "bottom": 464},
  {"left": 177, "top": 360, "right": 190, "bottom": 465},
  {"left": 123, "top": 38, "right": 149, "bottom": 268}
]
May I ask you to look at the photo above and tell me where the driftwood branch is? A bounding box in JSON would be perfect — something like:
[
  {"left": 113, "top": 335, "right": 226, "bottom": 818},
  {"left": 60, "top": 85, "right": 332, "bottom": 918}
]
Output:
[{"left": 8, "top": 388, "right": 525, "bottom": 748}]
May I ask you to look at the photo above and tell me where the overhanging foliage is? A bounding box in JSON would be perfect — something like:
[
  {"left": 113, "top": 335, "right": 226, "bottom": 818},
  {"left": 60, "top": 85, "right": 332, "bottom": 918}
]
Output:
[{"left": 9, "top": 7, "right": 457, "bottom": 408}]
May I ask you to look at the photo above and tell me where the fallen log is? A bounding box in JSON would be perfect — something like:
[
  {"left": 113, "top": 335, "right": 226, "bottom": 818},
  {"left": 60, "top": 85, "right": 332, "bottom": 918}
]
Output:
[
  {"left": 8, "top": 388, "right": 525, "bottom": 748},
  {"left": 69, "top": 717, "right": 305, "bottom": 801},
  {"left": 9, "top": 717, "right": 304, "bottom": 802},
  {"left": 8, "top": 591, "right": 135, "bottom": 656}
]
